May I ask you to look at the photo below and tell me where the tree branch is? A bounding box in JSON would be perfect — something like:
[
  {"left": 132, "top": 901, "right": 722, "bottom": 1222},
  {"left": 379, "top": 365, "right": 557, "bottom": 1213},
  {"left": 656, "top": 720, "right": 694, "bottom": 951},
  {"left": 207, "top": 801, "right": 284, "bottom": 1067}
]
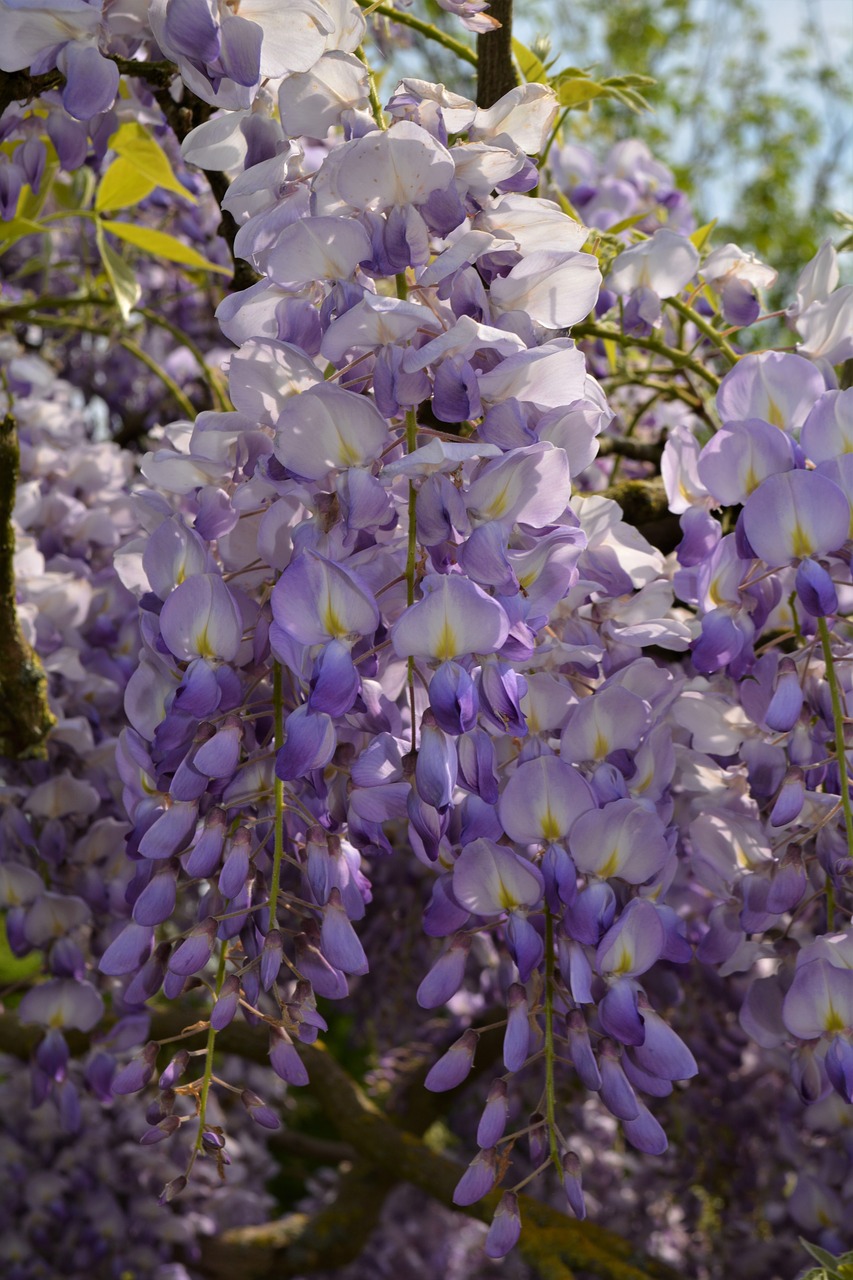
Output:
[
  {"left": 0, "top": 1005, "right": 680, "bottom": 1280},
  {"left": 0, "top": 409, "right": 55, "bottom": 759},
  {"left": 476, "top": 0, "right": 518, "bottom": 107}
]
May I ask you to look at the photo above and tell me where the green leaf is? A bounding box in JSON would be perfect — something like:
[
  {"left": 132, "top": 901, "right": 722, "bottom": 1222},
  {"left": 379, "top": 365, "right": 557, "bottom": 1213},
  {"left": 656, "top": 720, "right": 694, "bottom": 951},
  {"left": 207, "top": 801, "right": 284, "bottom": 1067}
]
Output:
[
  {"left": 606, "top": 212, "right": 650, "bottom": 236},
  {"left": 95, "top": 222, "right": 141, "bottom": 321},
  {"left": 0, "top": 917, "right": 42, "bottom": 984},
  {"left": 800, "top": 1238, "right": 845, "bottom": 1279},
  {"left": 109, "top": 122, "right": 196, "bottom": 203},
  {"left": 691, "top": 219, "right": 718, "bottom": 252},
  {"left": 94, "top": 157, "right": 157, "bottom": 213},
  {"left": 100, "top": 221, "right": 231, "bottom": 276},
  {"left": 557, "top": 77, "right": 607, "bottom": 108},
  {"left": 0, "top": 216, "right": 45, "bottom": 251},
  {"left": 512, "top": 38, "right": 548, "bottom": 84}
]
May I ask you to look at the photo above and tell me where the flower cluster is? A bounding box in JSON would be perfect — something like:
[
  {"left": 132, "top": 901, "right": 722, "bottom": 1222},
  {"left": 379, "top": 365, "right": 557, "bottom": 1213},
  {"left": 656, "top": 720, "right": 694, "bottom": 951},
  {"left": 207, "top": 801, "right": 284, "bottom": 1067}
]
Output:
[{"left": 2, "top": 1, "right": 853, "bottom": 1273}]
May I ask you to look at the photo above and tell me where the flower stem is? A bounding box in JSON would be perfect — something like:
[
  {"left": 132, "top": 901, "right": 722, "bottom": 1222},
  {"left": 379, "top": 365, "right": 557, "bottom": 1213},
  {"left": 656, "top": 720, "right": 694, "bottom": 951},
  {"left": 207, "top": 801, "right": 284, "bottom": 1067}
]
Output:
[
  {"left": 193, "top": 943, "right": 228, "bottom": 1155},
  {"left": 357, "top": 1, "right": 478, "bottom": 67},
  {"left": 543, "top": 907, "right": 563, "bottom": 1177},
  {"left": 356, "top": 46, "right": 387, "bottom": 129},
  {"left": 573, "top": 320, "right": 720, "bottom": 388},
  {"left": 405, "top": 409, "right": 419, "bottom": 751},
  {"left": 268, "top": 662, "right": 285, "bottom": 934},
  {"left": 818, "top": 615, "right": 853, "bottom": 932},
  {"left": 666, "top": 296, "right": 741, "bottom": 366}
]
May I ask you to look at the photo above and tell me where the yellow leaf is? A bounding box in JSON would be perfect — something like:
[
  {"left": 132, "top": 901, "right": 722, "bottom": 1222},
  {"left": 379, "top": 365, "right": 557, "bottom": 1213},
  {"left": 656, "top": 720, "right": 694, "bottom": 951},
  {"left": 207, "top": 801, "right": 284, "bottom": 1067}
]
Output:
[
  {"left": 95, "top": 157, "right": 157, "bottom": 213},
  {"left": 557, "top": 77, "right": 606, "bottom": 108},
  {"left": 96, "top": 222, "right": 140, "bottom": 320},
  {"left": 512, "top": 38, "right": 548, "bottom": 84},
  {"left": 109, "top": 122, "right": 196, "bottom": 203},
  {"left": 0, "top": 216, "right": 45, "bottom": 252},
  {"left": 100, "top": 220, "right": 231, "bottom": 276},
  {"left": 690, "top": 219, "right": 717, "bottom": 252}
]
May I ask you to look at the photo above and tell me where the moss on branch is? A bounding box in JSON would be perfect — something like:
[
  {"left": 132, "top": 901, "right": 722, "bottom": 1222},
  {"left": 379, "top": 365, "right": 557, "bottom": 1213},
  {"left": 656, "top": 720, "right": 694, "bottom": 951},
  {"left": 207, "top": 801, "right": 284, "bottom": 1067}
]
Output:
[{"left": 0, "top": 411, "right": 55, "bottom": 759}]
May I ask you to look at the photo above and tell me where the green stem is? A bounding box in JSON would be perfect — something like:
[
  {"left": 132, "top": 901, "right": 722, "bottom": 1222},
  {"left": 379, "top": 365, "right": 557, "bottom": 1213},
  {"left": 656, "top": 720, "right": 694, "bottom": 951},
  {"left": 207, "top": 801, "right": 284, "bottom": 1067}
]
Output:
[
  {"left": 541, "top": 106, "right": 571, "bottom": 169},
  {"left": 268, "top": 662, "right": 285, "bottom": 934},
  {"left": 666, "top": 296, "right": 740, "bottom": 366},
  {"left": 194, "top": 944, "right": 228, "bottom": 1153},
  {"left": 358, "top": 1, "right": 477, "bottom": 66},
  {"left": 817, "top": 615, "right": 853, "bottom": 932},
  {"left": 572, "top": 321, "right": 720, "bottom": 388},
  {"left": 405, "top": 408, "right": 418, "bottom": 752},
  {"left": 543, "top": 907, "right": 562, "bottom": 1177},
  {"left": 356, "top": 45, "right": 387, "bottom": 129},
  {"left": 25, "top": 313, "right": 197, "bottom": 419},
  {"left": 138, "top": 307, "right": 230, "bottom": 411}
]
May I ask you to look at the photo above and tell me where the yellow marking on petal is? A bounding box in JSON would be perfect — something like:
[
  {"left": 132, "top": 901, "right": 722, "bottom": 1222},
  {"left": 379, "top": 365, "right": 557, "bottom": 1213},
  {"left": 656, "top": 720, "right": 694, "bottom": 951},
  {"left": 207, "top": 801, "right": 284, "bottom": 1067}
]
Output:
[
  {"left": 482, "top": 484, "right": 510, "bottom": 521},
  {"left": 612, "top": 944, "right": 634, "bottom": 974},
  {"left": 194, "top": 626, "right": 214, "bottom": 659},
  {"left": 791, "top": 520, "right": 814, "bottom": 559},
  {"left": 336, "top": 430, "right": 362, "bottom": 467},
  {"left": 598, "top": 848, "right": 622, "bottom": 879},
  {"left": 497, "top": 877, "right": 518, "bottom": 911},
  {"left": 709, "top": 576, "right": 725, "bottom": 607},
  {"left": 743, "top": 466, "right": 759, "bottom": 495},
  {"left": 320, "top": 589, "right": 345, "bottom": 638},
  {"left": 766, "top": 398, "right": 785, "bottom": 429},
  {"left": 435, "top": 617, "right": 458, "bottom": 661},
  {"left": 540, "top": 808, "right": 563, "bottom": 842},
  {"left": 593, "top": 730, "right": 610, "bottom": 759},
  {"left": 824, "top": 1004, "right": 846, "bottom": 1033}
]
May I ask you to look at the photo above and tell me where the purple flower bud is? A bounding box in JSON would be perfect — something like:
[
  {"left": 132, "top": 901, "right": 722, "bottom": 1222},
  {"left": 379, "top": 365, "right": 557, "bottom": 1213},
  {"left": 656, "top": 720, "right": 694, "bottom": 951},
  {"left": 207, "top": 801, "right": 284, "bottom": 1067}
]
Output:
[
  {"left": 308, "top": 639, "right": 360, "bottom": 717},
  {"left": 85, "top": 1052, "right": 117, "bottom": 1102},
  {"left": 826, "top": 1036, "right": 853, "bottom": 1104},
  {"left": 505, "top": 912, "right": 544, "bottom": 982},
  {"left": 320, "top": 887, "right": 369, "bottom": 976},
  {"left": 159, "top": 1050, "right": 190, "bottom": 1091},
  {"left": 139, "top": 802, "right": 199, "bottom": 861},
  {"left": 112, "top": 1042, "right": 159, "bottom": 1095},
  {"left": 140, "top": 1115, "right": 182, "bottom": 1145},
  {"left": 503, "top": 983, "right": 530, "bottom": 1072},
  {"left": 561, "top": 1151, "right": 586, "bottom": 1219},
  {"left": 294, "top": 929, "right": 349, "bottom": 1000},
  {"left": 211, "top": 975, "right": 242, "bottom": 1029},
  {"left": 415, "top": 714, "right": 458, "bottom": 812},
  {"left": 159, "top": 1176, "right": 188, "bottom": 1204},
  {"left": 241, "top": 1089, "right": 281, "bottom": 1130},
  {"left": 261, "top": 929, "right": 284, "bottom": 990},
  {"left": 622, "top": 1101, "right": 668, "bottom": 1155},
  {"left": 429, "top": 661, "right": 479, "bottom": 735},
  {"left": 599, "top": 979, "right": 645, "bottom": 1047},
  {"left": 485, "top": 1192, "right": 521, "bottom": 1259},
  {"left": 599, "top": 1040, "right": 639, "bottom": 1120},
  {"left": 425, "top": 1028, "right": 478, "bottom": 1092},
  {"left": 193, "top": 717, "right": 243, "bottom": 779},
  {"left": 169, "top": 918, "right": 217, "bottom": 977},
  {"left": 770, "top": 769, "right": 806, "bottom": 828},
  {"left": 184, "top": 808, "right": 227, "bottom": 878},
  {"left": 528, "top": 1113, "right": 546, "bottom": 1165},
  {"left": 567, "top": 1010, "right": 601, "bottom": 1090},
  {"left": 767, "top": 844, "right": 807, "bottom": 912},
  {"left": 35, "top": 1028, "right": 69, "bottom": 1079},
  {"left": 417, "top": 934, "right": 471, "bottom": 1009},
  {"left": 269, "top": 1028, "right": 309, "bottom": 1086},
  {"left": 795, "top": 557, "right": 838, "bottom": 618},
  {"left": 477, "top": 1079, "right": 508, "bottom": 1148},
  {"left": 219, "top": 829, "right": 251, "bottom": 900},
  {"left": 452, "top": 1147, "right": 497, "bottom": 1206},
  {"left": 276, "top": 706, "right": 337, "bottom": 781},
  {"left": 132, "top": 869, "right": 178, "bottom": 927},
  {"left": 99, "top": 920, "right": 155, "bottom": 977}
]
